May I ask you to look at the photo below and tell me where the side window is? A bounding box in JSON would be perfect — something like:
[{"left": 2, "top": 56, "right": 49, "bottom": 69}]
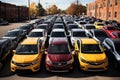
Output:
[
  {"left": 106, "top": 40, "right": 113, "bottom": 50},
  {"left": 77, "top": 40, "right": 80, "bottom": 49}
]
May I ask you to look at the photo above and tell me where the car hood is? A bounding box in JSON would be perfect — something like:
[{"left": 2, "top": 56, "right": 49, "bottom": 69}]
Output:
[
  {"left": 80, "top": 53, "right": 106, "bottom": 62},
  {"left": 47, "top": 54, "right": 72, "bottom": 62},
  {"left": 12, "top": 54, "right": 39, "bottom": 63}
]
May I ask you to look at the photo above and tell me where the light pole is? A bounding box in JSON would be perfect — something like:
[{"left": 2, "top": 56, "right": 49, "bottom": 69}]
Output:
[{"left": 28, "top": 0, "right": 30, "bottom": 21}]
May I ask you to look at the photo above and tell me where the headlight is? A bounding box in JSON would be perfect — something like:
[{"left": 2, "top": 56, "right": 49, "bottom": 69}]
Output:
[
  {"left": 80, "top": 57, "right": 87, "bottom": 63},
  {"left": 46, "top": 57, "right": 52, "bottom": 65},
  {"left": 32, "top": 59, "right": 39, "bottom": 65},
  {"left": 67, "top": 59, "right": 73, "bottom": 64},
  {"left": 11, "top": 60, "right": 17, "bottom": 65},
  {"left": 104, "top": 58, "right": 108, "bottom": 63}
]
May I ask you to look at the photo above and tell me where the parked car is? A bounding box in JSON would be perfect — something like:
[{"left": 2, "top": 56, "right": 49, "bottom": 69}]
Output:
[
  {"left": 48, "top": 29, "right": 68, "bottom": 44},
  {"left": 0, "top": 38, "right": 12, "bottom": 69},
  {"left": 103, "top": 38, "right": 120, "bottom": 69},
  {"left": 94, "top": 22, "right": 104, "bottom": 29},
  {"left": 18, "top": 24, "right": 34, "bottom": 34},
  {"left": 27, "top": 29, "right": 47, "bottom": 39},
  {"left": 11, "top": 38, "right": 44, "bottom": 72},
  {"left": 88, "top": 29, "right": 109, "bottom": 44},
  {"left": 0, "top": 18, "right": 9, "bottom": 25},
  {"left": 67, "top": 24, "right": 79, "bottom": 30},
  {"left": 3, "top": 29, "right": 26, "bottom": 49},
  {"left": 45, "top": 38, "right": 74, "bottom": 72},
  {"left": 110, "top": 31, "right": 120, "bottom": 38},
  {"left": 53, "top": 23, "right": 64, "bottom": 29},
  {"left": 70, "top": 29, "right": 88, "bottom": 47},
  {"left": 100, "top": 25, "right": 119, "bottom": 38},
  {"left": 74, "top": 38, "right": 108, "bottom": 71},
  {"left": 36, "top": 24, "right": 49, "bottom": 33}
]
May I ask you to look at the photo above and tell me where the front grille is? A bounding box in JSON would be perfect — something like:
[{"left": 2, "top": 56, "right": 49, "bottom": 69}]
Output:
[
  {"left": 88, "top": 68, "right": 104, "bottom": 71},
  {"left": 88, "top": 62, "right": 103, "bottom": 65},
  {"left": 53, "top": 62, "right": 67, "bottom": 66},
  {"left": 16, "top": 63, "right": 32, "bottom": 67}
]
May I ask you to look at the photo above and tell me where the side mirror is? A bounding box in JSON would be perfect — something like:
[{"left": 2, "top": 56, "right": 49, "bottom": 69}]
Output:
[
  {"left": 45, "top": 49, "right": 48, "bottom": 54},
  {"left": 12, "top": 50, "right": 16, "bottom": 53}
]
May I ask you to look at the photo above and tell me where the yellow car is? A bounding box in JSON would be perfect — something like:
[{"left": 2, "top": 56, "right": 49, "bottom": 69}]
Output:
[
  {"left": 94, "top": 22, "right": 104, "bottom": 29},
  {"left": 11, "top": 38, "right": 44, "bottom": 72},
  {"left": 74, "top": 38, "right": 108, "bottom": 71}
]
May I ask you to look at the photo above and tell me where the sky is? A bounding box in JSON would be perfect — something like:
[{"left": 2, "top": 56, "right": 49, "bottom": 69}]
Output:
[{"left": 0, "top": 0, "right": 95, "bottom": 10}]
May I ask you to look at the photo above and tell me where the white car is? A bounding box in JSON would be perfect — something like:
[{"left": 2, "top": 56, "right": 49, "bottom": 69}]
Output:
[
  {"left": 70, "top": 29, "right": 88, "bottom": 47},
  {"left": 27, "top": 29, "right": 47, "bottom": 41},
  {"left": 48, "top": 29, "right": 68, "bottom": 44}
]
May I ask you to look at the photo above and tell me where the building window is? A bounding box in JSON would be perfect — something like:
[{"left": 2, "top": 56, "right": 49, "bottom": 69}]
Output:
[
  {"left": 114, "top": 12, "right": 117, "bottom": 17},
  {"left": 115, "top": 0, "right": 118, "bottom": 5},
  {"left": 110, "top": 0, "right": 112, "bottom": 6},
  {"left": 109, "top": 12, "right": 111, "bottom": 17}
]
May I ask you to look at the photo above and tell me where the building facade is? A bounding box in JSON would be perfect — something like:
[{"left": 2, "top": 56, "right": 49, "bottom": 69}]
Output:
[{"left": 87, "top": 0, "right": 120, "bottom": 22}]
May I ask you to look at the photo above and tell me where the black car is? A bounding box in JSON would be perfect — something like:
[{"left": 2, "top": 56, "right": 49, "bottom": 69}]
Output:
[
  {"left": 18, "top": 24, "right": 34, "bottom": 34},
  {"left": 0, "top": 38, "right": 12, "bottom": 69},
  {"left": 103, "top": 38, "right": 120, "bottom": 69},
  {"left": 88, "top": 29, "right": 109, "bottom": 44},
  {"left": 3, "top": 29, "right": 26, "bottom": 49}
]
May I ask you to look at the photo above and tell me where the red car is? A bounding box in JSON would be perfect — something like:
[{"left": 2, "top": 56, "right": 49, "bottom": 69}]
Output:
[
  {"left": 45, "top": 38, "right": 74, "bottom": 72},
  {"left": 100, "top": 25, "right": 119, "bottom": 38},
  {"left": 110, "top": 31, "right": 120, "bottom": 38}
]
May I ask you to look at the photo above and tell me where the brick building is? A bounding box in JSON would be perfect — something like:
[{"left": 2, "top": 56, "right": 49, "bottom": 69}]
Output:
[{"left": 87, "top": 0, "right": 120, "bottom": 22}]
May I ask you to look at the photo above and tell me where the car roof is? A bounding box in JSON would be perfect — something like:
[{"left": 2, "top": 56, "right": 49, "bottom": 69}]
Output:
[
  {"left": 52, "top": 29, "right": 65, "bottom": 32},
  {"left": 50, "top": 38, "right": 68, "bottom": 44},
  {"left": 31, "top": 29, "right": 44, "bottom": 32},
  {"left": 80, "top": 38, "right": 98, "bottom": 44},
  {"left": 0, "top": 38, "right": 10, "bottom": 45},
  {"left": 21, "top": 38, "right": 38, "bottom": 45},
  {"left": 71, "top": 29, "right": 85, "bottom": 32}
]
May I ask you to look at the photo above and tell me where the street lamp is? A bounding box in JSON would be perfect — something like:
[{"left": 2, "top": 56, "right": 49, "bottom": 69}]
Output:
[{"left": 28, "top": 0, "right": 30, "bottom": 21}]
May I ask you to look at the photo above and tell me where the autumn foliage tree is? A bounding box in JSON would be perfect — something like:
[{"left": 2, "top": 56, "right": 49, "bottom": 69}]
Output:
[
  {"left": 30, "top": 2, "right": 37, "bottom": 17},
  {"left": 67, "top": 3, "right": 86, "bottom": 15},
  {"left": 47, "top": 4, "right": 58, "bottom": 15}
]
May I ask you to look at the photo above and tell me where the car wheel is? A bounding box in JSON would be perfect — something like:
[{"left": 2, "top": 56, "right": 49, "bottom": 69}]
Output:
[
  {"left": 114, "top": 61, "right": 118, "bottom": 69},
  {"left": 0, "top": 62, "right": 2, "bottom": 69}
]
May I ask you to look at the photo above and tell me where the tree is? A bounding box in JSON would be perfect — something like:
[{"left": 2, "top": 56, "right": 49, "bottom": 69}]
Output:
[
  {"left": 67, "top": 3, "right": 86, "bottom": 15},
  {"left": 36, "top": 3, "right": 45, "bottom": 16},
  {"left": 49, "top": 4, "right": 58, "bottom": 14},
  {"left": 30, "top": 2, "right": 37, "bottom": 17}
]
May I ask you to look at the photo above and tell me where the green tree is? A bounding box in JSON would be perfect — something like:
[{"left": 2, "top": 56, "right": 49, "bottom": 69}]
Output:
[{"left": 36, "top": 3, "right": 45, "bottom": 16}]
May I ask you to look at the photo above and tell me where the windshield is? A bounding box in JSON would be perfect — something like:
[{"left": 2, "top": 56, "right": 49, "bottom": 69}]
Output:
[
  {"left": 54, "top": 25, "right": 63, "bottom": 28},
  {"left": 69, "top": 25, "right": 78, "bottom": 29},
  {"left": 28, "top": 32, "right": 43, "bottom": 37},
  {"left": 95, "top": 31, "right": 108, "bottom": 37},
  {"left": 107, "top": 27, "right": 116, "bottom": 30},
  {"left": 114, "top": 42, "right": 120, "bottom": 55},
  {"left": 36, "top": 26, "right": 46, "bottom": 29},
  {"left": 48, "top": 44, "right": 70, "bottom": 54},
  {"left": 73, "top": 32, "right": 87, "bottom": 37},
  {"left": 86, "top": 26, "right": 95, "bottom": 29},
  {"left": 97, "top": 24, "right": 104, "bottom": 26},
  {"left": 5, "top": 31, "right": 19, "bottom": 37},
  {"left": 51, "top": 32, "right": 65, "bottom": 37},
  {"left": 81, "top": 44, "right": 103, "bottom": 53},
  {"left": 16, "top": 45, "right": 38, "bottom": 54}
]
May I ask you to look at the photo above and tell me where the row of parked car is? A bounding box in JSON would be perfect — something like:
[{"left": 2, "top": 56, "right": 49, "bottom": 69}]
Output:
[{"left": 0, "top": 15, "right": 120, "bottom": 72}]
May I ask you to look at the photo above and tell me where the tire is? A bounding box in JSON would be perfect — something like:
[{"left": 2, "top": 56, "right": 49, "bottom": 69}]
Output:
[
  {"left": 114, "top": 61, "right": 119, "bottom": 69},
  {"left": 0, "top": 62, "right": 2, "bottom": 70}
]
